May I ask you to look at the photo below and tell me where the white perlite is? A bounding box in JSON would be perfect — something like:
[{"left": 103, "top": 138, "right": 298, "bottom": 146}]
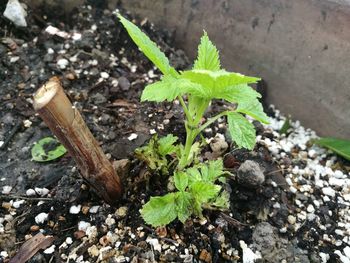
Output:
[
  {"left": 69, "top": 205, "right": 81, "bottom": 214},
  {"left": 35, "top": 213, "right": 48, "bottom": 224},
  {"left": 3, "top": 0, "right": 27, "bottom": 27}
]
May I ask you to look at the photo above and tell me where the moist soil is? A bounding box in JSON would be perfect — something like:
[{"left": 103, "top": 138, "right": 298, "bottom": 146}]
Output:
[{"left": 0, "top": 2, "right": 349, "bottom": 263}]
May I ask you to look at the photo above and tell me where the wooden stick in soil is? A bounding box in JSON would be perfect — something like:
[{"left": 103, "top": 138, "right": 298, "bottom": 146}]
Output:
[{"left": 33, "top": 77, "right": 122, "bottom": 205}]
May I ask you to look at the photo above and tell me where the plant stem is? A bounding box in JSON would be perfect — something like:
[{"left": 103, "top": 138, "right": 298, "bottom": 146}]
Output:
[
  {"left": 178, "top": 122, "right": 198, "bottom": 170},
  {"left": 197, "top": 111, "right": 228, "bottom": 134},
  {"left": 33, "top": 77, "right": 123, "bottom": 205},
  {"left": 178, "top": 96, "right": 192, "bottom": 124}
]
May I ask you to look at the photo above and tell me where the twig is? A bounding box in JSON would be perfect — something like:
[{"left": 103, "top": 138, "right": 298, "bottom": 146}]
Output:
[
  {"left": 0, "top": 121, "right": 22, "bottom": 150},
  {"left": 33, "top": 77, "right": 123, "bottom": 205},
  {"left": 0, "top": 194, "right": 52, "bottom": 201}
]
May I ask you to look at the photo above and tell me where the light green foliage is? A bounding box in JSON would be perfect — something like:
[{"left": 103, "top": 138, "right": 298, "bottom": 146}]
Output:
[
  {"left": 227, "top": 112, "right": 256, "bottom": 150},
  {"left": 140, "top": 160, "right": 230, "bottom": 227},
  {"left": 193, "top": 31, "right": 220, "bottom": 71},
  {"left": 135, "top": 134, "right": 178, "bottom": 174},
  {"left": 31, "top": 137, "right": 67, "bottom": 162},
  {"left": 118, "top": 14, "right": 177, "bottom": 77},
  {"left": 118, "top": 14, "right": 268, "bottom": 226},
  {"left": 314, "top": 137, "right": 350, "bottom": 161}
]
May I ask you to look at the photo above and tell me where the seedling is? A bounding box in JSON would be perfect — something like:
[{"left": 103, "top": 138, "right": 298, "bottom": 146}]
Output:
[{"left": 118, "top": 14, "right": 269, "bottom": 226}]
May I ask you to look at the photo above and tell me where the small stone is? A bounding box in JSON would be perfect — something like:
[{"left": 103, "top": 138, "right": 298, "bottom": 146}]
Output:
[
  {"left": 127, "top": 133, "right": 138, "bottom": 141},
  {"left": 57, "top": 58, "right": 69, "bottom": 69},
  {"left": 210, "top": 136, "right": 228, "bottom": 157},
  {"left": 69, "top": 205, "right": 81, "bottom": 214},
  {"left": 118, "top": 76, "right": 131, "bottom": 91},
  {"left": 307, "top": 204, "right": 315, "bottom": 213},
  {"left": 88, "top": 245, "right": 99, "bottom": 257},
  {"left": 89, "top": 206, "right": 100, "bottom": 214},
  {"left": 322, "top": 187, "right": 336, "bottom": 197},
  {"left": 237, "top": 160, "right": 265, "bottom": 188},
  {"left": 100, "top": 72, "right": 110, "bottom": 79},
  {"left": 2, "top": 185, "right": 12, "bottom": 194},
  {"left": 65, "top": 72, "right": 76, "bottom": 80},
  {"left": 81, "top": 206, "right": 89, "bottom": 214},
  {"left": 287, "top": 215, "right": 296, "bottom": 225},
  {"left": 26, "top": 189, "right": 36, "bottom": 196},
  {"left": 43, "top": 245, "right": 55, "bottom": 254},
  {"left": 35, "top": 187, "right": 49, "bottom": 196},
  {"left": 199, "top": 249, "right": 212, "bottom": 263},
  {"left": 12, "top": 200, "right": 25, "bottom": 208},
  {"left": 35, "top": 213, "right": 48, "bottom": 224},
  {"left": 23, "top": 120, "right": 32, "bottom": 128},
  {"left": 156, "top": 226, "right": 167, "bottom": 238},
  {"left": 65, "top": 237, "right": 73, "bottom": 245},
  {"left": 115, "top": 207, "right": 128, "bottom": 219},
  {"left": 3, "top": 0, "right": 27, "bottom": 27},
  {"left": 78, "top": 221, "right": 91, "bottom": 232}
]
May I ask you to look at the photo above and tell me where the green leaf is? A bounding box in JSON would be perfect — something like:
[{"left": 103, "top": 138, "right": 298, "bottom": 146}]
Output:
[
  {"left": 158, "top": 134, "right": 178, "bottom": 156},
  {"left": 237, "top": 98, "right": 270, "bottom": 124},
  {"left": 174, "top": 171, "right": 188, "bottom": 192},
  {"left": 181, "top": 70, "right": 260, "bottom": 90},
  {"left": 141, "top": 193, "right": 178, "bottom": 227},
  {"left": 279, "top": 116, "right": 292, "bottom": 134},
  {"left": 134, "top": 135, "right": 168, "bottom": 172},
  {"left": 186, "top": 167, "right": 202, "bottom": 184},
  {"left": 215, "top": 84, "right": 261, "bottom": 103},
  {"left": 193, "top": 31, "right": 221, "bottom": 71},
  {"left": 118, "top": 14, "right": 177, "bottom": 77},
  {"left": 314, "top": 137, "right": 350, "bottom": 161},
  {"left": 207, "top": 159, "right": 224, "bottom": 182},
  {"left": 212, "top": 191, "right": 230, "bottom": 209},
  {"left": 141, "top": 76, "right": 202, "bottom": 102},
  {"left": 190, "top": 181, "right": 221, "bottom": 216},
  {"left": 190, "top": 181, "right": 221, "bottom": 204},
  {"left": 31, "top": 137, "right": 67, "bottom": 162},
  {"left": 175, "top": 191, "right": 192, "bottom": 223},
  {"left": 226, "top": 112, "right": 256, "bottom": 150}
]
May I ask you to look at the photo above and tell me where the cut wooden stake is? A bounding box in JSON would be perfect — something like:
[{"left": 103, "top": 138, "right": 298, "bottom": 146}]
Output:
[{"left": 33, "top": 77, "right": 123, "bottom": 205}]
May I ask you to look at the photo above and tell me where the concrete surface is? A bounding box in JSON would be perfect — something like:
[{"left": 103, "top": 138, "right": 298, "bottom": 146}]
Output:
[
  {"left": 22, "top": 0, "right": 350, "bottom": 138},
  {"left": 120, "top": 0, "right": 350, "bottom": 138}
]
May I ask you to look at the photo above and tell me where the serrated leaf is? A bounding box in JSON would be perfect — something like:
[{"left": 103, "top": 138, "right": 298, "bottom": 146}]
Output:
[
  {"left": 193, "top": 31, "right": 221, "bottom": 71},
  {"left": 237, "top": 98, "right": 270, "bottom": 124},
  {"left": 118, "top": 14, "right": 177, "bottom": 77},
  {"left": 158, "top": 134, "right": 178, "bottom": 156},
  {"left": 216, "top": 84, "right": 261, "bottom": 103},
  {"left": 175, "top": 191, "right": 192, "bottom": 223},
  {"left": 212, "top": 190, "right": 230, "bottom": 209},
  {"left": 174, "top": 171, "right": 188, "bottom": 192},
  {"left": 186, "top": 167, "right": 202, "bottom": 185},
  {"left": 141, "top": 193, "right": 178, "bottom": 227},
  {"left": 207, "top": 159, "right": 224, "bottom": 182},
  {"left": 141, "top": 76, "right": 202, "bottom": 102},
  {"left": 190, "top": 181, "right": 221, "bottom": 204},
  {"left": 181, "top": 70, "right": 260, "bottom": 91},
  {"left": 31, "top": 137, "right": 67, "bottom": 162},
  {"left": 226, "top": 112, "right": 256, "bottom": 150},
  {"left": 314, "top": 137, "right": 350, "bottom": 161},
  {"left": 190, "top": 181, "right": 221, "bottom": 216}
]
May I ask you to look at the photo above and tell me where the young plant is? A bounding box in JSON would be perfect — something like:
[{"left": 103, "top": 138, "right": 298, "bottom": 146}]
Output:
[{"left": 118, "top": 14, "right": 269, "bottom": 226}]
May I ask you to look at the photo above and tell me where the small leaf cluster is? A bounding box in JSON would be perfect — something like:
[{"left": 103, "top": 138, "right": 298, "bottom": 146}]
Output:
[
  {"left": 118, "top": 14, "right": 269, "bottom": 227},
  {"left": 134, "top": 134, "right": 179, "bottom": 174},
  {"left": 141, "top": 160, "right": 230, "bottom": 226}
]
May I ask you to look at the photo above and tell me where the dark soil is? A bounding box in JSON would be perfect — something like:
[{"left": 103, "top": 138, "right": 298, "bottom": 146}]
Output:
[{"left": 0, "top": 2, "right": 346, "bottom": 263}]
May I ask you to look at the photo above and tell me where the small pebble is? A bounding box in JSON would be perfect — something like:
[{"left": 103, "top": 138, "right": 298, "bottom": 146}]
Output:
[
  {"left": 35, "top": 213, "right": 48, "bottom": 224},
  {"left": 69, "top": 205, "right": 81, "bottom": 214}
]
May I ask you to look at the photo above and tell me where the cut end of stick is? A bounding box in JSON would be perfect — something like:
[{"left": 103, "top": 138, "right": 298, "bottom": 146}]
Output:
[{"left": 33, "top": 77, "right": 60, "bottom": 111}]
